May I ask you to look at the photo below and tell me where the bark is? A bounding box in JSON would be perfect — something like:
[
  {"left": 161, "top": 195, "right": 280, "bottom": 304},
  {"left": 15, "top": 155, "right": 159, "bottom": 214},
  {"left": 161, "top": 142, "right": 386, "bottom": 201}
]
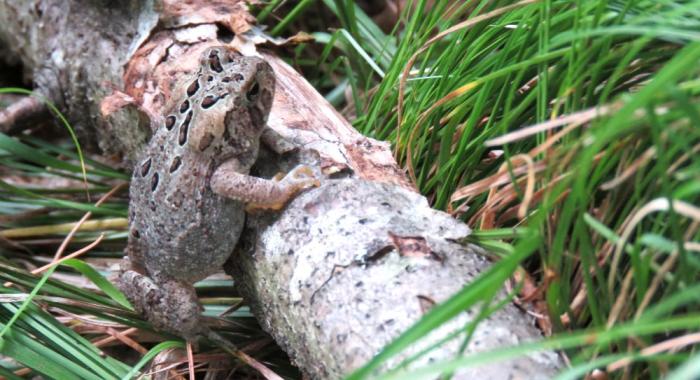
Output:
[
  {"left": 228, "top": 178, "right": 562, "bottom": 379},
  {"left": 0, "top": 1, "right": 563, "bottom": 379},
  {"left": 0, "top": 1, "right": 157, "bottom": 160}
]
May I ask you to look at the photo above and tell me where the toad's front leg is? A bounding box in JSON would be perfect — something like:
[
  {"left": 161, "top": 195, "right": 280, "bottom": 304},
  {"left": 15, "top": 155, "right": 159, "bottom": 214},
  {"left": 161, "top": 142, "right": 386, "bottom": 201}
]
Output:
[
  {"left": 210, "top": 159, "right": 320, "bottom": 210},
  {"left": 116, "top": 264, "right": 205, "bottom": 340}
]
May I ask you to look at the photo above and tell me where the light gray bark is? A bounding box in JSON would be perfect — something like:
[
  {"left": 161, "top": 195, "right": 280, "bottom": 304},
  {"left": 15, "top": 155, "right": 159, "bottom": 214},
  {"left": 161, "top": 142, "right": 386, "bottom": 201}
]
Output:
[
  {"left": 0, "top": 1, "right": 563, "bottom": 378},
  {"left": 228, "top": 178, "right": 562, "bottom": 379}
]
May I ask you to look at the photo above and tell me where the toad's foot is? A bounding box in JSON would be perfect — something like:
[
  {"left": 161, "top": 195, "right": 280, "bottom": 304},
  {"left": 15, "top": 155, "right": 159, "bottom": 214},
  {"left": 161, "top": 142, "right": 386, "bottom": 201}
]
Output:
[
  {"left": 116, "top": 269, "right": 206, "bottom": 340},
  {"left": 211, "top": 161, "right": 320, "bottom": 211}
]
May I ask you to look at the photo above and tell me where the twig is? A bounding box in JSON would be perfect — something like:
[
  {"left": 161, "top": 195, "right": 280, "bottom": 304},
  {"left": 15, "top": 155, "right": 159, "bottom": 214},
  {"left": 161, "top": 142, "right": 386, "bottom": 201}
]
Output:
[{"left": 0, "top": 96, "right": 47, "bottom": 133}]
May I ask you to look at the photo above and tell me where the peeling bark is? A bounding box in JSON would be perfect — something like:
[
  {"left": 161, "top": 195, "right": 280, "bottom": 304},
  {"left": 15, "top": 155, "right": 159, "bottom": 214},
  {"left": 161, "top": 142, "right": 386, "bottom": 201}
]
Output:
[{"left": 0, "top": 1, "right": 563, "bottom": 378}]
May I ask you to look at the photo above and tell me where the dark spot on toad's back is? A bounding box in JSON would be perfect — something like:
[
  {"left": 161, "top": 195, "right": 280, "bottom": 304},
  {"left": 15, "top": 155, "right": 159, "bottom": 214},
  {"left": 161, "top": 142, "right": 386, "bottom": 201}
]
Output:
[
  {"left": 151, "top": 173, "right": 159, "bottom": 191},
  {"left": 165, "top": 115, "right": 176, "bottom": 130},
  {"left": 179, "top": 123, "right": 189, "bottom": 145},
  {"left": 186, "top": 80, "right": 199, "bottom": 96},
  {"left": 208, "top": 51, "right": 223, "bottom": 73},
  {"left": 170, "top": 156, "right": 182, "bottom": 172},
  {"left": 141, "top": 157, "right": 152, "bottom": 176},
  {"left": 180, "top": 99, "right": 190, "bottom": 113},
  {"left": 201, "top": 95, "right": 218, "bottom": 109},
  {"left": 179, "top": 111, "right": 193, "bottom": 146}
]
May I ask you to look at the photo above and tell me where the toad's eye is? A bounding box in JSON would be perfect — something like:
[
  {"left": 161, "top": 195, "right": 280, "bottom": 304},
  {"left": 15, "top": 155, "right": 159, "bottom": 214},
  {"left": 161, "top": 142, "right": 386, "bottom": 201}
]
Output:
[{"left": 246, "top": 82, "right": 260, "bottom": 102}]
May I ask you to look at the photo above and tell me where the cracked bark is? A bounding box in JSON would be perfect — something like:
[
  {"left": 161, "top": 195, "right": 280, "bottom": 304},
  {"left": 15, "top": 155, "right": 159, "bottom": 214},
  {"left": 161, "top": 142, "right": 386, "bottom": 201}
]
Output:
[{"left": 0, "top": 1, "right": 563, "bottom": 378}]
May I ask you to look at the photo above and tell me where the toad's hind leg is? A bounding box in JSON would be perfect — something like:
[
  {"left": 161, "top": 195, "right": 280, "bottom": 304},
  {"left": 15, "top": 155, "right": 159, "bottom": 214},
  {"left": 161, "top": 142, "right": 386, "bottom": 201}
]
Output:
[
  {"left": 210, "top": 159, "right": 320, "bottom": 211},
  {"left": 116, "top": 268, "right": 205, "bottom": 340}
]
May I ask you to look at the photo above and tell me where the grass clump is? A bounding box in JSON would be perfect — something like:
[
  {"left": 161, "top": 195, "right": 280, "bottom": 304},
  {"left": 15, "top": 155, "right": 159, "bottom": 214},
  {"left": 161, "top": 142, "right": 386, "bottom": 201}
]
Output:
[{"left": 277, "top": 0, "right": 700, "bottom": 378}]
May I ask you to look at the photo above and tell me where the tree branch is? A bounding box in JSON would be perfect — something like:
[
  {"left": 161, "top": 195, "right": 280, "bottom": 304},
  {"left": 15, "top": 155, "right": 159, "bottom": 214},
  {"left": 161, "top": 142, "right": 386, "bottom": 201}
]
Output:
[{"left": 0, "top": 1, "right": 563, "bottom": 378}]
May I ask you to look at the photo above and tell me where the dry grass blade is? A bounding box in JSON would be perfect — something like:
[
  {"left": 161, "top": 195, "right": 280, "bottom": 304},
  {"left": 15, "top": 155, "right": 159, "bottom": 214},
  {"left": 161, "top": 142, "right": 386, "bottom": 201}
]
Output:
[
  {"left": 484, "top": 104, "right": 615, "bottom": 147},
  {"left": 667, "top": 142, "right": 700, "bottom": 174},
  {"left": 187, "top": 342, "right": 196, "bottom": 380},
  {"left": 609, "top": 199, "right": 700, "bottom": 296},
  {"left": 52, "top": 183, "right": 126, "bottom": 261},
  {"left": 496, "top": 175, "right": 570, "bottom": 226},
  {"left": 467, "top": 155, "right": 536, "bottom": 228},
  {"left": 31, "top": 234, "right": 105, "bottom": 274},
  {"left": 91, "top": 327, "right": 145, "bottom": 352},
  {"left": 607, "top": 332, "right": 700, "bottom": 373},
  {"left": 600, "top": 147, "right": 656, "bottom": 191},
  {"left": 450, "top": 161, "right": 546, "bottom": 205},
  {"left": 634, "top": 250, "right": 680, "bottom": 320},
  {"left": 235, "top": 350, "right": 284, "bottom": 380},
  {"left": 0, "top": 217, "right": 126, "bottom": 238},
  {"left": 607, "top": 264, "right": 637, "bottom": 329}
]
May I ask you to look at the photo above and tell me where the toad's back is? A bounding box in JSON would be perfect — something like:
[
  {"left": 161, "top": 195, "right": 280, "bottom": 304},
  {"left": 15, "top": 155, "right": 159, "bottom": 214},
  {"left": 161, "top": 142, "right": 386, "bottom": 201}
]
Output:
[{"left": 126, "top": 47, "right": 275, "bottom": 283}]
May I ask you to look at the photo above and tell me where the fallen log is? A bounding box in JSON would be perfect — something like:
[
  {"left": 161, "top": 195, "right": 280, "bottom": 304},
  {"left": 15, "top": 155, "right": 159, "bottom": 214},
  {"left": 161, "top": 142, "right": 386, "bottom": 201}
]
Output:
[{"left": 0, "top": 1, "right": 563, "bottom": 378}]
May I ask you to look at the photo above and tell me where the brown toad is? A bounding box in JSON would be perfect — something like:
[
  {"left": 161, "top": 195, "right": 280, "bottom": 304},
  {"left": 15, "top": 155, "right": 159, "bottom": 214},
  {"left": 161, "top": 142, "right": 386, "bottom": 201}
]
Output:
[{"left": 117, "top": 46, "right": 318, "bottom": 340}]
